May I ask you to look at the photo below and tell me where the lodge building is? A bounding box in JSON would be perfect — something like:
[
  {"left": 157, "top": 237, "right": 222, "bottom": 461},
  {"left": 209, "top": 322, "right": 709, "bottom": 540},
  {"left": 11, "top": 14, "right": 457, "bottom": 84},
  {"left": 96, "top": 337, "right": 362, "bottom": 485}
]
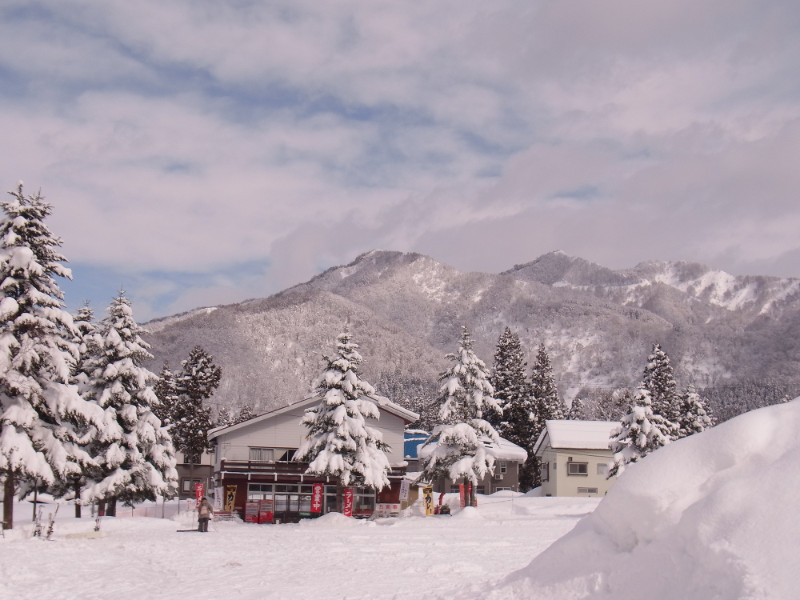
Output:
[{"left": 207, "top": 394, "right": 418, "bottom": 523}]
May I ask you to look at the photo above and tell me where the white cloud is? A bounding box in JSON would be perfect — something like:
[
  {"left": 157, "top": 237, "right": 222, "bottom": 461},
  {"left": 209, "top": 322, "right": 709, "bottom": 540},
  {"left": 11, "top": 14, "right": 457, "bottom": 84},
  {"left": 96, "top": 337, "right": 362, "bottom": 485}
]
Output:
[{"left": 2, "top": 0, "right": 800, "bottom": 319}]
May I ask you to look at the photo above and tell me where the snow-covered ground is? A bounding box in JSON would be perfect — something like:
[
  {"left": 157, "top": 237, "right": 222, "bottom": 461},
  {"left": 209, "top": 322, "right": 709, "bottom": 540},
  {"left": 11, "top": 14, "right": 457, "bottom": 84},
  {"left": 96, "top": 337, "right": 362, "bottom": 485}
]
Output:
[
  {"left": 0, "top": 492, "right": 597, "bottom": 600},
  {"left": 3, "top": 399, "right": 798, "bottom": 599}
]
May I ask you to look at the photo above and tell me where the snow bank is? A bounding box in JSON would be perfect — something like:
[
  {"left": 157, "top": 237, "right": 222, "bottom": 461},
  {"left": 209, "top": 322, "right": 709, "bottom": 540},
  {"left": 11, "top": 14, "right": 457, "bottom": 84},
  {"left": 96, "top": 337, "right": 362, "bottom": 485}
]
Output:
[{"left": 485, "top": 399, "right": 800, "bottom": 599}]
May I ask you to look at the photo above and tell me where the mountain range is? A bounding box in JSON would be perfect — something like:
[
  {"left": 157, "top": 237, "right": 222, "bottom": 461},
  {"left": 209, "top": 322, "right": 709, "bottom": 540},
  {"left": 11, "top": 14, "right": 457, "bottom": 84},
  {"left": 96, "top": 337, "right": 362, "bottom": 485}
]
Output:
[{"left": 145, "top": 250, "right": 800, "bottom": 420}]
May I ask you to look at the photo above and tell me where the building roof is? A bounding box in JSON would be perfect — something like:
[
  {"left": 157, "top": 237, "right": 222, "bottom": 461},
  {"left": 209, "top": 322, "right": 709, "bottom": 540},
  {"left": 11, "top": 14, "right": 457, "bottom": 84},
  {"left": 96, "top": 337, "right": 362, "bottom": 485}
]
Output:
[
  {"left": 533, "top": 420, "right": 617, "bottom": 455},
  {"left": 208, "top": 393, "right": 419, "bottom": 441},
  {"left": 415, "top": 430, "right": 528, "bottom": 462}
]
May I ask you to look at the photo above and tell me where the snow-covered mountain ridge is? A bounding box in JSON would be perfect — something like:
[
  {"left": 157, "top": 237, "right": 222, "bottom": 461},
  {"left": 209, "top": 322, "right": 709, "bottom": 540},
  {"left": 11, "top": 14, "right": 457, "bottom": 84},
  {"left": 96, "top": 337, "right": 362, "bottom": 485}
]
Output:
[
  {"left": 507, "top": 251, "right": 800, "bottom": 316},
  {"left": 145, "top": 250, "right": 800, "bottom": 419}
]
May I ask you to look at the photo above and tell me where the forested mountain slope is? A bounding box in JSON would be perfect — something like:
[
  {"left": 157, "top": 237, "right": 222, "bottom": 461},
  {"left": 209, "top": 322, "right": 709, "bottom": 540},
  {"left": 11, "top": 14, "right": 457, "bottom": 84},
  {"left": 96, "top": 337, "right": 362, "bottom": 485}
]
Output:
[{"left": 145, "top": 250, "right": 800, "bottom": 420}]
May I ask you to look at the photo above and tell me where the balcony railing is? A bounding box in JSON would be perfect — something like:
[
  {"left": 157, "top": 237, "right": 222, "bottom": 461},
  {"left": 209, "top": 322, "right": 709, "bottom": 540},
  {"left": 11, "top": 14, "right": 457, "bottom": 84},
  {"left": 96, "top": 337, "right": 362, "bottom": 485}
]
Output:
[{"left": 219, "top": 459, "right": 309, "bottom": 474}]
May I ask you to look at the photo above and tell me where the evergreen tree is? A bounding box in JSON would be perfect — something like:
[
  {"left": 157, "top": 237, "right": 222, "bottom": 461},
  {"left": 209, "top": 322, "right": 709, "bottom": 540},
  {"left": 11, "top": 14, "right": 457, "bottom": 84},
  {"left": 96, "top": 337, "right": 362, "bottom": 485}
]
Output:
[
  {"left": 236, "top": 402, "right": 256, "bottom": 423},
  {"left": 152, "top": 361, "right": 178, "bottom": 427},
  {"left": 642, "top": 344, "right": 680, "bottom": 439},
  {"left": 566, "top": 397, "right": 588, "bottom": 420},
  {"left": 608, "top": 386, "right": 670, "bottom": 478},
  {"left": 71, "top": 303, "right": 96, "bottom": 385},
  {"left": 0, "top": 184, "right": 103, "bottom": 530},
  {"left": 66, "top": 302, "right": 98, "bottom": 517},
  {"left": 491, "top": 327, "right": 538, "bottom": 491},
  {"left": 216, "top": 406, "right": 235, "bottom": 427},
  {"left": 296, "top": 327, "right": 391, "bottom": 494},
  {"left": 530, "top": 343, "right": 564, "bottom": 421},
  {"left": 419, "top": 326, "right": 502, "bottom": 507},
  {"left": 170, "top": 346, "right": 220, "bottom": 490},
  {"left": 676, "top": 385, "right": 713, "bottom": 439},
  {"left": 81, "top": 292, "right": 178, "bottom": 513}
]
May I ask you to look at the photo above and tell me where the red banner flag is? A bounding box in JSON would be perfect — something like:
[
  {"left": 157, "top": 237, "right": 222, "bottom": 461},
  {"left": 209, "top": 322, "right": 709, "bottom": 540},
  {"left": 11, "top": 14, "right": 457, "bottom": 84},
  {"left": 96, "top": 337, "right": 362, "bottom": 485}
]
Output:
[
  {"left": 342, "top": 488, "right": 354, "bottom": 517},
  {"left": 311, "top": 483, "right": 324, "bottom": 513},
  {"left": 459, "top": 483, "right": 466, "bottom": 508},
  {"left": 195, "top": 482, "right": 204, "bottom": 502}
]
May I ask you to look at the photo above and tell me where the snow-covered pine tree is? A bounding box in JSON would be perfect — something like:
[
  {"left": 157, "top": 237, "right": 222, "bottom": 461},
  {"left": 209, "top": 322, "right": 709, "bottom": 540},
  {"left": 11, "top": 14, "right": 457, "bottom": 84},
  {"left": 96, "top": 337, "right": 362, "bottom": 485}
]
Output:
[
  {"left": 216, "top": 406, "right": 235, "bottom": 427},
  {"left": 171, "top": 346, "right": 220, "bottom": 486},
  {"left": 491, "top": 327, "right": 538, "bottom": 491},
  {"left": 676, "top": 385, "right": 713, "bottom": 439},
  {"left": 567, "top": 397, "right": 587, "bottom": 420},
  {"left": 152, "top": 361, "right": 178, "bottom": 428},
  {"left": 295, "top": 327, "right": 391, "bottom": 499},
  {"left": 0, "top": 184, "right": 104, "bottom": 530},
  {"left": 608, "top": 386, "right": 670, "bottom": 478},
  {"left": 66, "top": 302, "right": 98, "bottom": 517},
  {"left": 81, "top": 292, "right": 178, "bottom": 514},
  {"left": 419, "top": 326, "right": 502, "bottom": 507},
  {"left": 236, "top": 402, "right": 256, "bottom": 423},
  {"left": 530, "top": 343, "right": 564, "bottom": 421},
  {"left": 642, "top": 343, "right": 680, "bottom": 439}
]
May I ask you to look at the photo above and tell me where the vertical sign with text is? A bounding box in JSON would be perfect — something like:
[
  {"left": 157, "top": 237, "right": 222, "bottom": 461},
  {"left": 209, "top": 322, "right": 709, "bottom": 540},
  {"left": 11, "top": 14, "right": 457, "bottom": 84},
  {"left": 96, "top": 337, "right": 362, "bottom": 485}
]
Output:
[
  {"left": 423, "top": 486, "right": 433, "bottom": 516},
  {"left": 311, "top": 483, "right": 324, "bottom": 513},
  {"left": 342, "top": 488, "right": 354, "bottom": 517},
  {"left": 195, "top": 482, "right": 204, "bottom": 503},
  {"left": 399, "top": 479, "right": 410, "bottom": 502},
  {"left": 225, "top": 485, "right": 237, "bottom": 512}
]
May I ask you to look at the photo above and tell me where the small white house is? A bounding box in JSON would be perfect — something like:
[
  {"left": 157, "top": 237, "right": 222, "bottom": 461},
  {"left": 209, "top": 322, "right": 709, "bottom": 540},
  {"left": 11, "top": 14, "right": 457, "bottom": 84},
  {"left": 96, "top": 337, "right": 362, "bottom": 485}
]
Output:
[{"left": 533, "top": 420, "right": 618, "bottom": 497}]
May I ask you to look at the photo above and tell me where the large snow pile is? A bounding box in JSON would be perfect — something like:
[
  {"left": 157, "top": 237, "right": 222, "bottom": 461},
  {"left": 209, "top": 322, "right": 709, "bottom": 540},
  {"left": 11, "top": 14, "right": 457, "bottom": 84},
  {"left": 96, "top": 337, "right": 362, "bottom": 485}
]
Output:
[{"left": 486, "top": 399, "right": 800, "bottom": 599}]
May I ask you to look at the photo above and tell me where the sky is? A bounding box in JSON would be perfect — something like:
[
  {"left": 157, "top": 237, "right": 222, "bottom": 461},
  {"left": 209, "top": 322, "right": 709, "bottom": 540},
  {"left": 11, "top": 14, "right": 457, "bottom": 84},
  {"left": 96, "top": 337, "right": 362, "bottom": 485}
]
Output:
[{"left": 2, "top": 0, "right": 800, "bottom": 322}]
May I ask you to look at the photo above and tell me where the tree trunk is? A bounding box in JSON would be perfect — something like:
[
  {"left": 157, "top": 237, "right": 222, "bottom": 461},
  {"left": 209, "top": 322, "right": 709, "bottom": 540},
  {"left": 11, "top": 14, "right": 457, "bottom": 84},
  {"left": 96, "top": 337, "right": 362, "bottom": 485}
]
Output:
[
  {"left": 74, "top": 480, "right": 82, "bottom": 518},
  {"left": 3, "top": 471, "right": 14, "bottom": 530},
  {"left": 107, "top": 496, "right": 117, "bottom": 517},
  {"left": 189, "top": 458, "right": 195, "bottom": 498}
]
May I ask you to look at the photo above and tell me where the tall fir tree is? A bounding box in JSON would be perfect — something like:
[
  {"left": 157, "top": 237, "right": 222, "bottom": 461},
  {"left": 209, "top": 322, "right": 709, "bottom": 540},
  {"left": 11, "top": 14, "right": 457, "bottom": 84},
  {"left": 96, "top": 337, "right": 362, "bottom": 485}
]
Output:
[
  {"left": 608, "top": 387, "right": 670, "bottom": 478},
  {"left": 295, "top": 327, "right": 391, "bottom": 495},
  {"left": 530, "top": 343, "right": 564, "bottom": 421},
  {"left": 0, "top": 184, "right": 104, "bottom": 530},
  {"left": 676, "top": 385, "right": 714, "bottom": 439},
  {"left": 642, "top": 343, "right": 680, "bottom": 439},
  {"left": 65, "top": 302, "right": 98, "bottom": 517},
  {"left": 419, "top": 326, "right": 502, "bottom": 507},
  {"left": 170, "top": 346, "right": 220, "bottom": 491},
  {"left": 152, "top": 361, "right": 178, "bottom": 427},
  {"left": 491, "top": 327, "right": 537, "bottom": 491},
  {"left": 81, "top": 292, "right": 178, "bottom": 513}
]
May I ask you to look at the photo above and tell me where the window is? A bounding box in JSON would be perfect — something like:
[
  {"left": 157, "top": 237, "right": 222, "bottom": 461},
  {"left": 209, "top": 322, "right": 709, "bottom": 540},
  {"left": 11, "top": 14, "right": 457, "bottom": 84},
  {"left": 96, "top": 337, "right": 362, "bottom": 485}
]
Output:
[
  {"left": 597, "top": 463, "right": 609, "bottom": 476},
  {"left": 247, "top": 483, "right": 273, "bottom": 500},
  {"left": 577, "top": 487, "right": 599, "bottom": 494},
  {"left": 499, "top": 462, "right": 507, "bottom": 474},
  {"left": 182, "top": 478, "right": 201, "bottom": 493},
  {"left": 567, "top": 462, "right": 588, "bottom": 476},
  {"left": 249, "top": 447, "right": 274, "bottom": 462},
  {"left": 541, "top": 462, "right": 549, "bottom": 482},
  {"left": 276, "top": 449, "right": 297, "bottom": 463}
]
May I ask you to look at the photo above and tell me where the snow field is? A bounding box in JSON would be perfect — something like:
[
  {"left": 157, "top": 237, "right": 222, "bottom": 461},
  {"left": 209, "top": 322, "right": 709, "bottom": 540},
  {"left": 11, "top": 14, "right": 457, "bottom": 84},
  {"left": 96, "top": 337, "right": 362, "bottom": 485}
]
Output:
[{"left": 1, "top": 494, "right": 599, "bottom": 600}]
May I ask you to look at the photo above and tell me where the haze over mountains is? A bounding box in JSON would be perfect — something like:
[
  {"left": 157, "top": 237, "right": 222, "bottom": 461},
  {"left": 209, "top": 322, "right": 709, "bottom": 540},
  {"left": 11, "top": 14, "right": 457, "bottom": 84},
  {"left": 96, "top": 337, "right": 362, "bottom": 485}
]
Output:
[{"left": 145, "top": 250, "right": 800, "bottom": 419}]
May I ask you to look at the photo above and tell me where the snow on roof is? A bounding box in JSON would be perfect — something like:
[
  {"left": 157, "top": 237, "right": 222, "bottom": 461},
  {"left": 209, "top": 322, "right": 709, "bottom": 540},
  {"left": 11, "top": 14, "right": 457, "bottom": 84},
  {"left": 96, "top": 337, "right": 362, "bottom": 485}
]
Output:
[
  {"left": 534, "top": 420, "right": 616, "bottom": 454},
  {"left": 209, "top": 393, "right": 419, "bottom": 440},
  {"left": 487, "top": 436, "right": 528, "bottom": 461},
  {"left": 418, "top": 433, "right": 528, "bottom": 462}
]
